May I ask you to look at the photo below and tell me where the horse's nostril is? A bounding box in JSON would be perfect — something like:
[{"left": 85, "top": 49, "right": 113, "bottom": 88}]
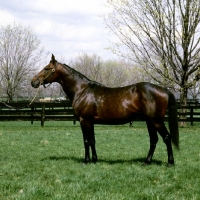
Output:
[
  {"left": 31, "top": 80, "right": 35, "bottom": 86},
  {"left": 31, "top": 79, "right": 39, "bottom": 88}
]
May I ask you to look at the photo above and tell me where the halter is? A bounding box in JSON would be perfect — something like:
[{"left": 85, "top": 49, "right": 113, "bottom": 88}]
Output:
[{"left": 35, "top": 61, "right": 58, "bottom": 88}]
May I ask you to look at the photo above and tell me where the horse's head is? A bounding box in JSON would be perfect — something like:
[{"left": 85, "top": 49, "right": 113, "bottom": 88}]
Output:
[{"left": 31, "top": 54, "right": 58, "bottom": 88}]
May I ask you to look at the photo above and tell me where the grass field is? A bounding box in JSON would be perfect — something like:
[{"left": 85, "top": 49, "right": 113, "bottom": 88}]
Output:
[{"left": 0, "top": 121, "right": 200, "bottom": 200}]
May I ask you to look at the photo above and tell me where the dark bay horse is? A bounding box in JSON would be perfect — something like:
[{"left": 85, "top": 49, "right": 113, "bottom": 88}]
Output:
[{"left": 31, "top": 54, "right": 179, "bottom": 166}]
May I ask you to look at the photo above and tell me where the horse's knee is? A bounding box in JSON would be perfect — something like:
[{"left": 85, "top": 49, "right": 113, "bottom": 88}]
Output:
[
  {"left": 84, "top": 139, "right": 89, "bottom": 146},
  {"left": 90, "top": 140, "right": 95, "bottom": 145},
  {"left": 85, "top": 139, "right": 95, "bottom": 146}
]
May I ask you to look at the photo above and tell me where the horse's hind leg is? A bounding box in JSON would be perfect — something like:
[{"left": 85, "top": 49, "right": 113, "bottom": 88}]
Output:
[
  {"left": 144, "top": 119, "right": 158, "bottom": 165},
  {"left": 157, "top": 123, "right": 174, "bottom": 166}
]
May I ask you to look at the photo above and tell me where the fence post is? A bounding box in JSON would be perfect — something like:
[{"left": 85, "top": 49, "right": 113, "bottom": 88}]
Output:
[
  {"left": 41, "top": 104, "right": 45, "bottom": 127},
  {"left": 31, "top": 107, "right": 34, "bottom": 124},
  {"left": 190, "top": 107, "right": 194, "bottom": 125}
]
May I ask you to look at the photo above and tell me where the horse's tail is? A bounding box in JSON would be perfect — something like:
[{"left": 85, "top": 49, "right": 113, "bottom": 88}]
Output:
[{"left": 167, "top": 91, "right": 179, "bottom": 149}]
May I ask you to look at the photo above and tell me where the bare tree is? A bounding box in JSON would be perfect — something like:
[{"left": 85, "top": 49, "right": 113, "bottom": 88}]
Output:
[
  {"left": 100, "top": 59, "right": 147, "bottom": 87},
  {"left": 0, "top": 23, "right": 47, "bottom": 102},
  {"left": 100, "top": 60, "right": 128, "bottom": 87},
  {"left": 188, "top": 77, "right": 200, "bottom": 100},
  {"left": 70, "top": 53, "right": 103, "bottom": 81},
  {"left": 70, "top": 53, "right": 145, "bottom": 87},
  {"left": 105, "top": 0, "right": 200, "bottom": 107}
]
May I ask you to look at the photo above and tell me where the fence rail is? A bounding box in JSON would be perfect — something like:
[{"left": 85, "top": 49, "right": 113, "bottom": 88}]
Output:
[
  {"left": 0, "top": 101, "right": 76, "bottom": 127},
  {"left": 0, "top": 101, "right": 200, "bottom": 126}
]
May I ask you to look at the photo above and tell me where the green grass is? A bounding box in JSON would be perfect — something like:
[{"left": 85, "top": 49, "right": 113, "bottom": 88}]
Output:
[{"left": 0, "top": 121, "right": 200, "bottom": 200}]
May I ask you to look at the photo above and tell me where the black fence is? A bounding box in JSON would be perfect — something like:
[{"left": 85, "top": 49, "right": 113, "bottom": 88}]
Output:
[
  {"left": 0, "top": 101, "right": 76, "bottom": 127},
  {"left": 0, "top": 101, "right": 200, "bottom": 126}
]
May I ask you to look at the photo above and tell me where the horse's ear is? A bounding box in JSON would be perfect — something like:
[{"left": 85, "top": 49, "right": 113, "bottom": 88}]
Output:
[{"left": 51, "top": 54, "right": 56, "bottom": 64}]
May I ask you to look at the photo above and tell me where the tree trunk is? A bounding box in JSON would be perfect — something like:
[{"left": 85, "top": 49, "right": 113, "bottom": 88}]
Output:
[{"left": 179, "top": 87, "right": 188, "bottom": 127}]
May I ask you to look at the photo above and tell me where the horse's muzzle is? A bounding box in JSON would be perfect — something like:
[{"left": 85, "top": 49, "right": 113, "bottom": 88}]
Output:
[{"left": 31, "top": 78, "right": 40, "bottom": 88}]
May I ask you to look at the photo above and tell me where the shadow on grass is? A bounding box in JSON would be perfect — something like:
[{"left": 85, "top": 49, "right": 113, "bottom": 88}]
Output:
[{"left": 41, "top": 156, "right": 163, "bottom": 166}]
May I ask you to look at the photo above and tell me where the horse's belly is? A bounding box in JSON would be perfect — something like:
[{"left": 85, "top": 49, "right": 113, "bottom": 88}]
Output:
[
  {"left": 93, "top": 117, "right": 130, "bottom": 125},
  {"left": 93, "top": 111, "right": 140, "bottom": 125}
]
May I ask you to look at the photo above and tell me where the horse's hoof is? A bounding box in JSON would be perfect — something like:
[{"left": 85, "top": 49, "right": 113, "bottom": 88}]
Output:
[
  {"left": 92, "top": 157, "right": 98, "bottom": 164},
  {"left": 82, "top": 159, "right": 90, "bottom": 165}
]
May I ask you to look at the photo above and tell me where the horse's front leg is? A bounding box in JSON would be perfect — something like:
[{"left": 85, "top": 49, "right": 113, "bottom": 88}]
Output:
[
  {"left": 80, "top": 119, "right": 98, "bottom": 164},
  {"left": 89, "top": 131, "right": 97, "bottom": 163}
]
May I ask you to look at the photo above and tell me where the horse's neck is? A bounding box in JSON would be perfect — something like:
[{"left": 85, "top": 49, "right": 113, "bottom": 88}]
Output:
[{"left": 59, "top": 66, "right": 89, "bottom": 102}]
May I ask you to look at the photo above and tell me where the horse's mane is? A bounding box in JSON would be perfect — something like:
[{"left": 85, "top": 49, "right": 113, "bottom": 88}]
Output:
[
  {"left": 62, "top": 63, "right": 89, "bottom": 79},
  {"left": 62, "top": 63, "right": 104, "bottom": 86}
]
